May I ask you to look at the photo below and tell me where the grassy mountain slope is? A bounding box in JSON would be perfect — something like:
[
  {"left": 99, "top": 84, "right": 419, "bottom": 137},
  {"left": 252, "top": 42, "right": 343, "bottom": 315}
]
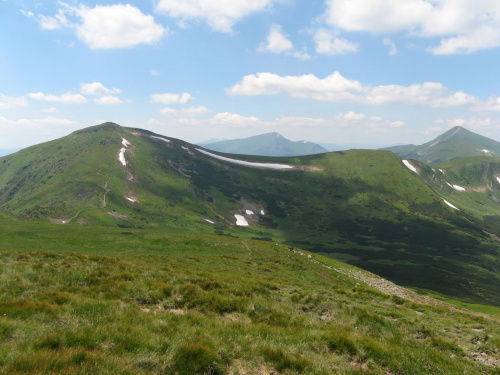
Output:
[
  {"left": 0, "top": 220, "right": 499, "bottom": 374},
  {"left": 1, "top": 123, "right": 500, "bottom": 306},
  {"left": 383, "top": 126, "right": 500, "bottom": 165},
  {"left": 201, "top": 132, "right": 328, "bottom": 156}
]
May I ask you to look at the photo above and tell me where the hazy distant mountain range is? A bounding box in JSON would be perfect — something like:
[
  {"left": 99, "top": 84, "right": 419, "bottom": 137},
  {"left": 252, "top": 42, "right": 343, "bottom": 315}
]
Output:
[{"left": 198, "top": 132, "right": 328, "bottom": 156}]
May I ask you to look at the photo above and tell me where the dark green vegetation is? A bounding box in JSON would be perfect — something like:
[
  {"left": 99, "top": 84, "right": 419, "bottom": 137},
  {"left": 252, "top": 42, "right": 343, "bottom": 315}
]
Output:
[
  {"left": 383, "top": 126, "right": 500, "bottom": 165},
  {"left": 200, "top": 132, "right": 328, "bottom": 156},
  {"left": 1, "top": 123, "right": 500, "bottom": 308},
  {"left": 0, "top": 221, "right": 499, "bottom": 374}
]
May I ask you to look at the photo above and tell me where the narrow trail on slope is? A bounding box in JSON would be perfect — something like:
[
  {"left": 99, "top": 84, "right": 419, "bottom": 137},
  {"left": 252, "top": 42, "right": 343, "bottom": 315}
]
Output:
[{"left": 102, "top": 181, "right": 110, "bottom": 208}]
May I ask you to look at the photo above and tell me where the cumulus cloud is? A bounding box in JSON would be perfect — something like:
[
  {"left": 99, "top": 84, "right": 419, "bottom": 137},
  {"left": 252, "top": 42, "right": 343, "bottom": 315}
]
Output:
[
  {"left": 155, "top": 0, "right": 276, "bottom": 32},
  {"left": 151, "top": 92, "right": 194, "bottom": 105},
  {"left": 335, "top": 111, "right": 366, "bottom": 121},
  {"left": 94, "top": 96, "right": 123, "bottom": 105},
  {"left": 160, "top": 106, "right": 210, "bottom": 116},
  {"left": 261, "top": 24, "right": 293, "bottom": 53},
  {"left": 28, "top": 92, "right": 87, "bottom": 104},
  {"left": 314, "top": 29, "right": 359, "bottom": 55},
  {"left": 228, "top": 71, "right": 479, "bottom": 108},
  {"left": 42, "top": 107, "right": 59, "bottom": 113},
  {"left": 80, "top": 82, "right": 121, "bottom": 96},
  {"left": 258, "top": 24, "right": 311, "bottom": 59},
  {"left": 324, "top": 0, "right": 500, "bottom": 54},
  {"left": 27, "top": 3, "right": 166, "bottom": 49},
  {"left": 0, "top": 94, "right": 28, "bottom": 110},
  {"left": 210, "top": 112, "right": 262, "bottom": 127}
]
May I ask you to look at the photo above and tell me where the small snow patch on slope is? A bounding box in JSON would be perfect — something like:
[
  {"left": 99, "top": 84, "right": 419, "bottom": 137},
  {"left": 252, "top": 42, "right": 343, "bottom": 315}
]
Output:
[
  {"left": 196, "top": 148, "right": 293, "bottom": 170},
  {"left": 119, "top": 148, "right": 127, "bottom": 166},
  {"left": 402, "top": 160, "right": 417, "bottom": 173},
  {"left": 480, "top": 149, "right": 491, "bottom": 154},
  {"left": 261, "top": 210, "right": 265, "bottom": 215},
  {"left": 122, "top": 138, "right": 131, "bottom": 147},
  {"left": 234, "top": 215, "right": 249, "bottom": 226},
  {"left": 443, "top": 199, "right": 459, "bottom": 210},
  {"left": 497, "top": 177, "right": 500, "bottom": 184},
  {"left": 150, "top": 135, "right": 170, "bottom": 143},
  {"left": 246, "top": 210, "right": 254, "bottom": 215},
  {"left": 204, "top": 218, "right": 215, "bottom": 224},
  {"left": 452, "top": 185, "right": 466, "bottom": 192}
]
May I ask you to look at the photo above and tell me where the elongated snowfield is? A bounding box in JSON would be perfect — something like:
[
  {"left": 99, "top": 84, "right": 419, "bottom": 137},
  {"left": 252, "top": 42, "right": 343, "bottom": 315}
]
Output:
[
  {"left": 204, "top": 218, "right": 215, "bottom": 224},
  {"left": 150, "top": 135, "right": 170, "bottom": 143},
  {"left": 196, "top": 148, "right": 293, "bottom": 170},
  {"left": 119, "top": 148, "right": 127, "bottom": 166},
  {"left": 234, "top": 215, "right": 249, "bottom": 226},
  {"left": 497, "top": 177, "right": 500, "bottom": 184},
  {"left": 402, "top": 160, "right": 417, "bottom": 173},
  {"left": 122, "top": 138, "right": 131, "bottom": 147},
  {"left": 246, "top": 210, "right": 254, "bottom": 215},
  {"left": 443, "top": 199, "right": 459, "bottom": 210},
  {"left": 452, "top": 185, "right": 466, "bottom": 192}
]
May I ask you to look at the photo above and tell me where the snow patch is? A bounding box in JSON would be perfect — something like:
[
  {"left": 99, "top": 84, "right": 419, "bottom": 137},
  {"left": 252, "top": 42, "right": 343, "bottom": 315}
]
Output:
[
  {"left": 182, "top": 146, "right": 189, "bottom": 151},
  {"left": 150, "top": 135, "right": 170, "bottom": 143},
  {"left": 122, "top": 138, "right": 131, "bottom": 147},
  {"left": 196, "top": 148, "right": 293, "bottom": 170},
  {"left": 497, "top": 177, "right": 500, "bottom": 184},
  {"left": 452, "top": 185, "right": 466, "bottom": 192},
  {"left": 443, "top": 199, "right": 459, "bottom": 210},
  {"left": 446, "top": 182, "right": 453, "bottom": 188},
  {"left": 234, "top": 215, "right": 249, "bottom": 226},
  {"left": 245, "top": 210, "right": 254, "bottom": 215},
  {"left": 119, "top": 148, "right": 127, "bottom": 166},
  {"left": 261, "top": 210, "right": 265, "bottom": 215},
  {"left": 481, "top": 149, "right": 490, "bottom": 154},
  {"left": 402, "top": 160, "right": 417, "bottom": 173},
  {"left": 204, "top": 219, "right": 215, "bottom": 224},
  {"left": 125, "top": 197, "right": 136, "bottom": 203},
  {"left": 439, "top": 169, "right": 445, "bottom": 174}
]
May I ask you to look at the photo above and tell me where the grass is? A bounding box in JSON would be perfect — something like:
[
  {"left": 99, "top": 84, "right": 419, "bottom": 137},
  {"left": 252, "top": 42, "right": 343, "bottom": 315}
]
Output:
[{"left": 0, "top": 220, "right": 499, "bottom": 374}]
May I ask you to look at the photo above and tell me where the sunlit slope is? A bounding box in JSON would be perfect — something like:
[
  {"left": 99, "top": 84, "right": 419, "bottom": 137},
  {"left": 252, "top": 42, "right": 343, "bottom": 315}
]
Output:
[
  {"left": 0, "top": 222, "right": 499, "bottom": 374},
  {"left": 1, "top": 123, "right": 500, "bottom": 305}
]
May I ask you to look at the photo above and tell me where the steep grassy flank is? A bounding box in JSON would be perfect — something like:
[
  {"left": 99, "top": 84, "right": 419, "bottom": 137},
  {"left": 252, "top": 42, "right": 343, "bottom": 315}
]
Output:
[
  {"left": 1, "top": 123, "right": 500, "bottom": 306},
  {"left": 0, "top": 221, "right": 499, "bottom": 374}
]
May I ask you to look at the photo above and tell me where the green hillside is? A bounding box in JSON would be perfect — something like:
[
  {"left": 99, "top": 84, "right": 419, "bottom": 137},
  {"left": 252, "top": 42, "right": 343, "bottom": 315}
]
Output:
[
  {"left": 383, "top": 126, "right": 500, "bottom": 165},
  {"left": 201, "top": 132, "right": 328, "bottom": 156},
  {"left": 1, "top": 123, "right": 500, "bottom": 307},
  {"left": 0, "top": 221, "right": 499, "bottom": 374}
]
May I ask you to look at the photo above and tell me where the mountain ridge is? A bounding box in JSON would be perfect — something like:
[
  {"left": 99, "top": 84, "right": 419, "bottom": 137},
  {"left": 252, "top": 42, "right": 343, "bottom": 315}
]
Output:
[
  {"left": 199, "top": 132, "right": 328, "bottom": 156},
  {"left": 1, "top": 122, "right": 500, "bottom": 306},
  {"left": 383, "top": 126, "right": 500, "bottom": 165}
]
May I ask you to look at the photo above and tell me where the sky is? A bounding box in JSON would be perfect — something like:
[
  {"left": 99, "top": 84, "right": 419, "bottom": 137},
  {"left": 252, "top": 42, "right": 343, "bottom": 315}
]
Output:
[{"left": 2, "top": 0, "right": 500, "bottom": 150}]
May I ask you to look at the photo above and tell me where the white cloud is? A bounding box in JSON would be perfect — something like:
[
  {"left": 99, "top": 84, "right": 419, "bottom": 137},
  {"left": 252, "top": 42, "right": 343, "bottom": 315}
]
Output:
[
  {"left": 151, "top": 69, "right": 160, "bottom": 76},
  {"left": 324, "top": 0, "right": 500, "bottom": 54},
  {"left": 29, "top": 4, "right": 166, "bottom": 49},
  {"left": 314, "top": 29, "right": 359, "bottom": 55},
  {"left": 155, "top": 0, "right": 276, "bottom": 32},
  {"left": 28, "top": 92, "right": 87, "bottom": 104},
  {"left": 42, "top": 107, "right": 59, "bottom": 113},
  {"left": 471, "top": 96, "right": 500, "bottom": 111},
  {"left": 151, "top": 92, "right": 194, "bottom": 105},
  {"left": 210, "top": 112, "right": 262, "bottom": 127},
  {"left": 0, "top": 94, "right": 28, "bottom": 110},
  {"left": 390, "top": 121, "right": 406, "bottom": 127},
  {"left": 160, "top": 106, "right": 210, "bottom": 116},
  {"left": 261, "top": 24, "right": 293, "bottom": 53},
  {"left": 95, "top": 96, "right": 123, "bottom": 105},
  {"left": 383, "top": 38, "right": 398, "bottom": 55},
  {"left": 80, "top": 82, "right": 121, "bottom": 96},
  {"left": 228, "top": 71, "right": 480, "bottom": 108},
  {"left": 335, "top": 111, "right": 366, "bottom": 121}
]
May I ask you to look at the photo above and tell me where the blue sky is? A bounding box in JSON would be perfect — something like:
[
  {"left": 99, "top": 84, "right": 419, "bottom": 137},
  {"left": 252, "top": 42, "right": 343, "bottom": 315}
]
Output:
[{"left": 2, "top": 0, "right": 500, "bottom": 150}]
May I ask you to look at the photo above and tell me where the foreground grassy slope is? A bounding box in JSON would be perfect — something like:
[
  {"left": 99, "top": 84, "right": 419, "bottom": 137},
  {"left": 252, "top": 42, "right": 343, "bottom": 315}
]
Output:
[
  {"left": 0, "top": 221, "right": 499, "bottom": 375},
  {"left": 1, "top": 123, "right": 500, "bottom": 306}
]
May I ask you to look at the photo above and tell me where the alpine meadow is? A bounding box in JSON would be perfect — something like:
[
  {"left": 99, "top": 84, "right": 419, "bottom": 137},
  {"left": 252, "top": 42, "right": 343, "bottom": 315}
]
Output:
[{"left": 2, "top": 0, "right": 500, "bottom": 374}]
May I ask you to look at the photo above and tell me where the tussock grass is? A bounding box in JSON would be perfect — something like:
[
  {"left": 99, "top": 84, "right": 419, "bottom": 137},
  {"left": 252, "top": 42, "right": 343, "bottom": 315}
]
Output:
[{"left": 0, "top": 231, "right": 499, "bottom": 374}]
